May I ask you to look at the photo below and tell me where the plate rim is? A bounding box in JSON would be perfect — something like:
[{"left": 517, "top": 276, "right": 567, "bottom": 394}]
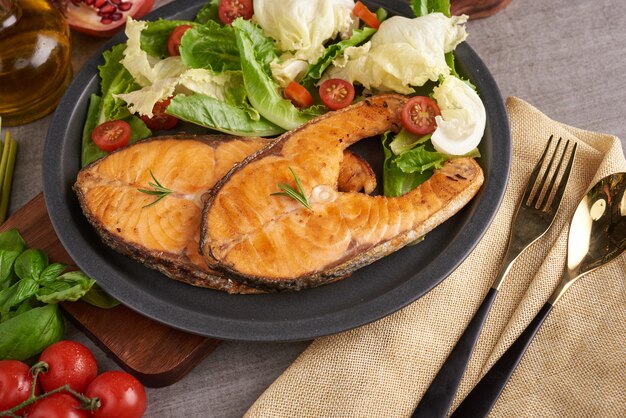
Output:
[{"left": 43, "top": 0, "right": 511, "bottom": 342}]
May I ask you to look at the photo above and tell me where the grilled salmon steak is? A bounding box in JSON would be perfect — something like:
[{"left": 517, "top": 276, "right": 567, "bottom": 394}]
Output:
[
  {"left": 201, "top": 95, "right": 485, "bottom": 291},
  {"left": 74, "top": 135, "right": 270, "bottom": 294}
]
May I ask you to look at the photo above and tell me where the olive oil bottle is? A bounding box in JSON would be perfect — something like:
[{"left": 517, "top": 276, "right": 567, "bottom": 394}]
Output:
[{"left": 0, "top": 0, "right": 72, "bottom": 126}]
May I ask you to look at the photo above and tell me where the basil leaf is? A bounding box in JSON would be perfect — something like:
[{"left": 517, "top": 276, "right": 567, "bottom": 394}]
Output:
[
  {"left": 36, "top": 271, "right": 96, "bottom": 304},
  {"left": 14, "top": 249, "right": 48, "bottom": 281},
  {"left": 0, "top": 304, "right": 64, "bottom": 361},
  {"left": 0, "top": 228, "right": 26, "bottom": 288},
  {"left": 39, "top": 263, "right": 68, "bottom": 283},
  {"left": 0, "top": 278, "right": 38, "bottom": 321},
  {"left": 81, "top": 283, "right": 120, "bottom": 309}
]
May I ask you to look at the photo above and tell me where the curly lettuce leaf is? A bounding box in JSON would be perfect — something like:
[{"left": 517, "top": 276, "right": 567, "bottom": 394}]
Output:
[
  {"left": 140, "top": 19, "right": 197, "bottom": 59},
  {"left": 195, "top": 0, "right": 220, "bottom": 24},
  {"left": 179, "top": 21, "right": 240, "bottom": 71},
  {"left": 410, "top": 0, "right": 451, "bottom": 17}
]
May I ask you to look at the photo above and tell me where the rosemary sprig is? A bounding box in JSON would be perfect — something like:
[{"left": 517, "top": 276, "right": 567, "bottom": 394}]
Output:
[
  {"left": 270, "top": 167, "right": 311, "bottom": 209},
  {"left": 137, "top": 169, "right": 173, "bottom": 208}
]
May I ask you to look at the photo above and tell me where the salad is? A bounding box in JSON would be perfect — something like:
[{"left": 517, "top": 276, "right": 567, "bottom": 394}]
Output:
[{"left": 82, "top": 0, "right": 486, "bottom": 198}]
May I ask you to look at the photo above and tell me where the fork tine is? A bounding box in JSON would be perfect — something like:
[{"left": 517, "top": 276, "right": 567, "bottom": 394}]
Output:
[
  {"left": 537, "top": 139, "right": 570, "bottom": 210},
  {"left": 522, "top": 135, "right": 554, "bottom": 204},
  {"left": 545, "top": 141, "right": 577, "bottom": 212},
  {"left": 530, "top": 136, "right": 563, "bottom": 208}
]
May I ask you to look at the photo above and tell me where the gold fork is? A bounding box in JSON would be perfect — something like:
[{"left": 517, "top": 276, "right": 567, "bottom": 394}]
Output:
[{"left": 412, "top": 135, "right": 577, "bottom": 418}]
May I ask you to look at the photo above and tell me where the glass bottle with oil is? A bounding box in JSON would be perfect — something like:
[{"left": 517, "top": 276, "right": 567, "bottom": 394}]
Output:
[{"left": 0, "top": 0, "right": 72, "bottom": 126}]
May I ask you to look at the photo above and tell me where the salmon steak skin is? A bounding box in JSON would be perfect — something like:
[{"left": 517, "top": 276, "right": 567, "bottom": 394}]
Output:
[
  {"left": 201, "top": 94, "right": 485, "bottom": 291},
  {"left": 74, "top": 135, "right": 271, "bottom": 294}
]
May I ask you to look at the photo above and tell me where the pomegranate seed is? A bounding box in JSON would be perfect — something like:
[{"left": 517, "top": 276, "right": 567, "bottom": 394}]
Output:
[
  {"left": 98, "top": 4, "right": 116, "bottom": 14},
  {"left": 86, "top": 0, "right": 95, "bottom": 5},
  {"left": 110, "top": 0, "right": 122, "bottom": 3},
  {"left": 94, "top": 0, "right": 106, "bottom": 7},
  {"left": 118, "top": 2, "right": 131, "bottom": 11},
  {"left": 100, "top": 17, "right": 112, "bottom": 24},
  {"left": 110, "top": 12, "right": 123, "bottom": 21}
]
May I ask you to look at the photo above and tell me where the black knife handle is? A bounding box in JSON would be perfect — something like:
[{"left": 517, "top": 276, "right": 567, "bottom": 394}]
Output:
[
  {"left": 450, "top": 302, "right": 554, "bottom": 418},
  {"left": 412, "top": 287, "right": 499, "bottom": 418}
]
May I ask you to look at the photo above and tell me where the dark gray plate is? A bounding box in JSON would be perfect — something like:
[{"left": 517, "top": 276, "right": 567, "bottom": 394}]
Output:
[{"left": 43, "top": 0, "right": 510, "bottom": 342}]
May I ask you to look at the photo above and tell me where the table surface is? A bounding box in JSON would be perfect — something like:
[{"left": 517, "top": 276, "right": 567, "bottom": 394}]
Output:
[{"left": 6, "top": 0, "right": 626, "bottom": 416}]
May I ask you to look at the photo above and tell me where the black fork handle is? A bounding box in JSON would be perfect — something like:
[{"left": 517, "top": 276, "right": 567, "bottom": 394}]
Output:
[
  {"left": 450, "top": 302, "right": 554, "bottom": 418},
  {"left": 412, "top": 287, "right": 499, "bottom": 418}
]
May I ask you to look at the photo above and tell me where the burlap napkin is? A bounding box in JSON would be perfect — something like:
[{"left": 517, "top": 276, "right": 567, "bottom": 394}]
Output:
[{"left": 244, "top": 97, "right": 626, "bottom": 418}]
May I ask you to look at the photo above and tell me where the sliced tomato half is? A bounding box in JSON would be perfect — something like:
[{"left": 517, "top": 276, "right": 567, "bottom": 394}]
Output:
[
  {"left": 140, "top": 97, "right": 179, "bottom": 130},
  {"left": 168, "top": 25, "right": 193, "bottom": 56},
  {"left": 319, "top": 79, "right": 355, "bottom": 110},
  {"left": 400, "top": 96, "right": 441, "bottom": 135},
  {"left": 284, "top": 82, "right": 314, "bottom": 108},
  {"left": 91, "top": 120, "right": 131, "bottom": 152},
  {"left": 218, "top": 0, "right": 254, "bottom": 25}
]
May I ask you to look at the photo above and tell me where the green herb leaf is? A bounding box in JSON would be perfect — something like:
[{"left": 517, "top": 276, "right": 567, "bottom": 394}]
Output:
[
  {"left": 38, "top": 263, "right": 68, "bottom": 284},
  {"left": 138, "top": 170, "right": 173, "bottom": 208},
  {"left": 14, "top": 249, "right": 48, "bottom": 282},
  {"left": 36, "top": 271, "right": 96, "bottom": 304},
  {"left": 270, "top": 167, "right": 311, "bottom": 209},
  {"left": 0, "top": 229, "right": 26, "bottom": 289}
]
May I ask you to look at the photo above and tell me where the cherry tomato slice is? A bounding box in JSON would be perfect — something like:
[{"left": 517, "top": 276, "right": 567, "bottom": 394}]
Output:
[
  {"left": 167, "top": 25, "right": 193, "bottom": 56},
  {"left": 400, "top": 96, "right": 441, "bottom": 135},
  {"left": 284, "top": 81, "right": 314, "bottom": 108},
  {"left": 218, "top": 0, "right": 253, "bottom": 25},
  {"left": 0, "top": 360, "right": 36, "bottom": 412},
  {"left": 140, "top": 97, "right": 179, "bottom": 130},
  {"left": 86, "top": 371, "right": 146, "bottom": 418},
  {"left": 91, "top": 120, "right": 131, "bottom": 152},
  {"left": 39, "top": 340, "right": 98, "bottom": 394},
  {"left": 29, "top": 393, "right": 90, "bottom": 418},
  {"left": 353, "top": 1, "right": 380, "bottom": 29},
  {"left": 319, "top": 79, "right": 355, "bottom": 110}
]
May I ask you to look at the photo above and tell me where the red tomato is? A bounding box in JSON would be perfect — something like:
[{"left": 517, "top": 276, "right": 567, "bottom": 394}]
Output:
[
  {"left": 29, "top": 392, "right": 90, "bottom": 418},
  {"left": 284, "top": 82, "right": 314, "bottom": 108},
  {"left": 38, "top": 340, "right": 98, "bottom": 394},
  {"left": 353, "top": 1, "right": 380, "bottom": 29},
  {"left": 400, "top": 96, "right": 441, "bottom": 135},
  {"left": 86, "top": 371, "right": 146, "bottom": 418},
  {"left": 167, "top": 25, "right": 193, "bottom": 56},
  {"left": 0, "top": 360, "right": 36, "bottom": 412},
  {"left": 140, "top": 97, "right": 179, "bottom": 130},
  {"left": 218, "top": 0, "right": 253, "bottom": 25},
  {"left": 91, "top": 120, "right": 131, "bottom": 152},
  {"left": 319, "top": 79, "right": 355, "bottom": 110}
]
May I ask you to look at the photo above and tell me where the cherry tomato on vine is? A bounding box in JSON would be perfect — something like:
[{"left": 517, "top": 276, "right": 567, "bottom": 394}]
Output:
[
  {"left": 86, "top": 371, "right": 146, "bottom": 418},
  {"left": 400, "top": 96, "right": 441, "bottom": 135},
  {"left": 319, "top": 79, "right": 355, "bottom": 110},
  {"left": 0, "top": 360, "right": 36, "bottom": 412},
  {"left": 353, "top": 1, "right": 380, "bottom": 29},
  {"left": 218, "top": 0, "right": 253, "bottom": 25},
  {"left": 91, "top": 120, "right": 131, "bottom": 152},
  {"left": 38, "top": 340, "right": 98, "bottom": 394},
  {"left": 284, "top": 81, "right": 314, "bottom": 108},
  {"left": 167, "top": 25, "right": 193, "bottom": 56},
  {"left": 29, "top": 392, "right": 90, "bottom": 418},
  {"left": 140, "top": 97, "right": 179, "bottom": 130}
]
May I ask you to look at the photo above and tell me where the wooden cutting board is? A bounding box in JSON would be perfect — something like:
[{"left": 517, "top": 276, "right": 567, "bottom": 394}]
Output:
[{"left": 0, "top": 193, "right": 221, "bottom": 388}]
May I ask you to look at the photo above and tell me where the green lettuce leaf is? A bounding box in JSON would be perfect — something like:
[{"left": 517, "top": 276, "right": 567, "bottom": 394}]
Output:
[
  {"left": 300, "top": 27, "right": 376, "bottom": 89},
  {"left": 140, "top": 19, "right": 197, "bottom": 59},
  {"left": 195, "top": 0, "right": 220, "bottom": 24},
  {"left": 232, "top": 19, "right": 314, "bottom": 130},
  {"left": 180, "top": 21, "right": 240, "bottom": 71},
  {"left": 410, "top": 0, "right": 451, "bottom": 17},
  {"left": 167, "top": 93, "right": 284, "bottom": 136}
]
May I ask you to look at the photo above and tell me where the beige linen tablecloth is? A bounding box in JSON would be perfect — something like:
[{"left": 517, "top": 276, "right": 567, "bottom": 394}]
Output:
[{"left": 244, "top": 97, "right": 626, "bottom": 417}]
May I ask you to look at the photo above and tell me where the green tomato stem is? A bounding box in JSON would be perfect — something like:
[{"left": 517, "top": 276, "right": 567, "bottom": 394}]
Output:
[{"left": 0, "top": 362, "right": 101, "bottom": 416}]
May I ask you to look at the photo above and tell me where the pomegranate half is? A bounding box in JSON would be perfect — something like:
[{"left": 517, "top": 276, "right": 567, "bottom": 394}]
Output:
[{"left": 53, "top": 0, "right": 155, "bottom": 37}]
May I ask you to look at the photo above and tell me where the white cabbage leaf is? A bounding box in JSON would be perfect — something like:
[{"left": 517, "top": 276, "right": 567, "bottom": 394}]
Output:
[
  {"left": 121, "top": 18, "right": 187, "bottom": 87},
  {"left": 327, "top": 13, "right": 468, "bottom": 94},
  {"left": 431, "top": 75, "right": 486, "bottom": 155},
  {"left": 253, "top": 0, "right": 355, "bottom": 63},
  {"left": 115, "top": 69, "right": 243, "bottom": 117}
]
